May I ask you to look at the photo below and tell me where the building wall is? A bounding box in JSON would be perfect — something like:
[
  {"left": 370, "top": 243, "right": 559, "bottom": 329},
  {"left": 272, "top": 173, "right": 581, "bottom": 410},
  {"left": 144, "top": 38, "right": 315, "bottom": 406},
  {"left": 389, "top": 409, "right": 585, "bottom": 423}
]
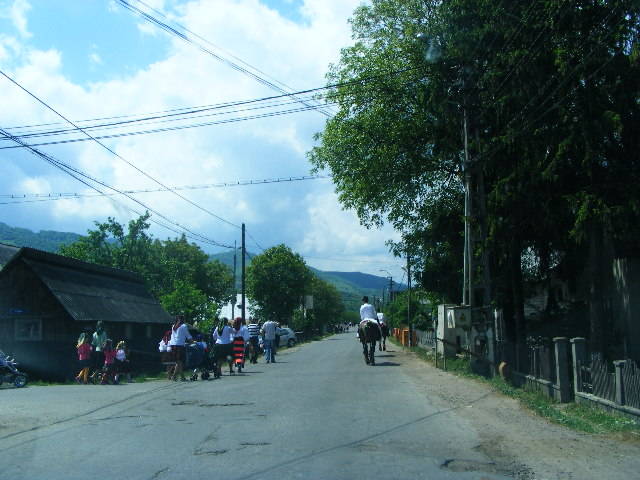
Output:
[{"left": 0, "top": 260, "right": 169, "bottom": 380}]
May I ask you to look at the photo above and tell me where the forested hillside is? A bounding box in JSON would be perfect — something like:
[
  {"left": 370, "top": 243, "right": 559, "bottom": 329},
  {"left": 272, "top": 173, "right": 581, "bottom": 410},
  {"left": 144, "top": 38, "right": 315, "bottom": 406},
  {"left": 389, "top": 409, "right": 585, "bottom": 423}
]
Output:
[{"left": 0, "top": 222, "right": 81, "bottom": 252}]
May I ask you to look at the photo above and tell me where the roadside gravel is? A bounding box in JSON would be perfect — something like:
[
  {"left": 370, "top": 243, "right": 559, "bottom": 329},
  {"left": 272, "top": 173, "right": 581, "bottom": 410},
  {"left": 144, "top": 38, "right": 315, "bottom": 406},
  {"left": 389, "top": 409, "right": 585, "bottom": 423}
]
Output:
[{"left": 398, "top": 347, "right": 640, "bottom": 480}]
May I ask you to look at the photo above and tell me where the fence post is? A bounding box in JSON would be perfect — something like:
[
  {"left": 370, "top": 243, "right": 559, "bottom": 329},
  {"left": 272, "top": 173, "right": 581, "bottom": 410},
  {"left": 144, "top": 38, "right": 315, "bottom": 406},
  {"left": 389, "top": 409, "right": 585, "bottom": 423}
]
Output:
[
  {"left": 613, "top": 360, "right": 626, "bottom": 406},
  {"left": 553, "top": 337, "right": 570, "bottom": 402},
  {"left": 570, "top": 337, "right": 586, "bottom": 394}
]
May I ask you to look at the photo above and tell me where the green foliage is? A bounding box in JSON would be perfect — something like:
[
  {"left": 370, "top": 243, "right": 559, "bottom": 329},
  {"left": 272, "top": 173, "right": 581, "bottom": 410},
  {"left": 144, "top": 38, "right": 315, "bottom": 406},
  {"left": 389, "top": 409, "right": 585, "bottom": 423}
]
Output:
[
  {"left": 310, "top": 0, "right": 640, "bottom": 343},
  {"left": 59, "top": 213, "right": 234, "bottom": 322},
  {"left": 246, "top": 244, "right": 312, "bottom": 322},
  {"left": 385, "top": 288, "right": 434, "bottom": 330},
  {"left": 0, "top": 222, "right": 81, "bottom": 253}
]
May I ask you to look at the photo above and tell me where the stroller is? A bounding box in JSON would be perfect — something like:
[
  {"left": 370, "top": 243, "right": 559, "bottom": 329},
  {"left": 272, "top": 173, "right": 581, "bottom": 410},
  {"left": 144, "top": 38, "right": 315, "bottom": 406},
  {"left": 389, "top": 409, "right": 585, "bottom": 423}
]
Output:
[
  {"left": 185, "top": 342, "right": 213, "bottom": 381},
  {"left": 0, "top": 350, "right": 28, "bottom": 388}
]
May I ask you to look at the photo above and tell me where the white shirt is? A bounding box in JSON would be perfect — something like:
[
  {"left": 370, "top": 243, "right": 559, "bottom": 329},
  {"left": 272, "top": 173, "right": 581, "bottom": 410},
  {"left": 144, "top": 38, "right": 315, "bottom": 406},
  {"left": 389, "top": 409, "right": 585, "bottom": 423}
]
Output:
[
  {"left": 234, "top": 325, "right": 250, "bottom": 342},
  {"left": 360, "top": 303, "right": 377, "bottom": 321},
  {"left": 169, "top": 323, "right": 192, "bottom": 346},
  {"left": 213, "top": 325, "right": 233, "bottom": 344},
  {"left": 377, "top": 312, "right": 386, "bottom": 324},
  {"left": 261, "top": 321, "right": 277, "bottom": 341}
]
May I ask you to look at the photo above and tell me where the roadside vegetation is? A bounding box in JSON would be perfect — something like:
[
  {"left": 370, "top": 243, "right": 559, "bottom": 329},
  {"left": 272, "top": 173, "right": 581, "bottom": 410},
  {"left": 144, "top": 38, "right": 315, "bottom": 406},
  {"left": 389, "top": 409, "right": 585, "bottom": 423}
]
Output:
[{"left": 392, "top": 338, "right": 640, "bottom": 436}]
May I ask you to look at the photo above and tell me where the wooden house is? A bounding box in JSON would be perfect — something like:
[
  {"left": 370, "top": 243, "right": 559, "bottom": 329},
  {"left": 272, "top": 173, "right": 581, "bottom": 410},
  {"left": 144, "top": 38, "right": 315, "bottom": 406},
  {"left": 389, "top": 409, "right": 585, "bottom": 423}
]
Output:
[{"left": 0, "top": 247, "right": 172, "bottom": 380}]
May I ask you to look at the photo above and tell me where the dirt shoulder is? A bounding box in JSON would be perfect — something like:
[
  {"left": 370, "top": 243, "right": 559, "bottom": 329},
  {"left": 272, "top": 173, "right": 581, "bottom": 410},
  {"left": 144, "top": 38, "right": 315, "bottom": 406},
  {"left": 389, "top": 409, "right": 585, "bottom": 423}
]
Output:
[{"left": 396, "top": 347, "right": 640, "bottom": 480}]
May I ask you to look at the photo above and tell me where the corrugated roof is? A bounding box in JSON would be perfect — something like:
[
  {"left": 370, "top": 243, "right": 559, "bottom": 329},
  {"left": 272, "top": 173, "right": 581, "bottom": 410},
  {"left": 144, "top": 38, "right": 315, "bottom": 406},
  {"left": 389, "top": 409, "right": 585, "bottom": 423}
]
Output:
[
  {"left": 0, "top": 243, "right": 19, "bottom": 267},
  {"left": 6, "top": 247, "right": 172, "bottom": 324}
]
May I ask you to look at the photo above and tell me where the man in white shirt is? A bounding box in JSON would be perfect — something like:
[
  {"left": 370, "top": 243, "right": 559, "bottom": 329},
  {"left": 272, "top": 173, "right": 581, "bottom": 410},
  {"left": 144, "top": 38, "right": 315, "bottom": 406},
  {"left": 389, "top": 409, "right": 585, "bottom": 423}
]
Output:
[
  {"left": 359, "top": 296, "right": 379, "bottom": 330},
  {"left": 260, "top": 320, "right": 277, "bottom": 364}
]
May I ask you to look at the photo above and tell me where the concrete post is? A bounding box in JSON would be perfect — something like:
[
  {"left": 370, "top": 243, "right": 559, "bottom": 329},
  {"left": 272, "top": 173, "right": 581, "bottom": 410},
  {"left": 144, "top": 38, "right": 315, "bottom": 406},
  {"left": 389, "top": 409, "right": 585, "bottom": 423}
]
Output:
[
  {"left": 553, "top": 337, "right": 570, "bottom": 402},
  {"left": 613, "top": 360, "right": 626, "bottom": 406},
  {"left": 570, "top": 337, "right": 587, "bottom": 394}
]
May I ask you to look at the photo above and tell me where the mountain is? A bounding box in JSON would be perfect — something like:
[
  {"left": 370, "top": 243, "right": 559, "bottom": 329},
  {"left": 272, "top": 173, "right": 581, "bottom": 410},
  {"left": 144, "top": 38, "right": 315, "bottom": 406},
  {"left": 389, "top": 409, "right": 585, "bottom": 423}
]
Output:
[
  {"left": 209, "top": 251, "right": 404, "bottom": 312},
  {"left": 0, "top": 222, "right": 81, "bottom": 253}
]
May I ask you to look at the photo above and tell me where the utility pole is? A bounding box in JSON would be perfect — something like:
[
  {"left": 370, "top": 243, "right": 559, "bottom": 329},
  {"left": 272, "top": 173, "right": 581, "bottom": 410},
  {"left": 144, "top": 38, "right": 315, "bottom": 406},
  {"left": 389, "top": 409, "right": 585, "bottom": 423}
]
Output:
[
  {"left": 232, "top": 240, "right": 237, "bottom": 320},
  {"left": 407, "top": 252, "right": 412, "bottom": 347},
  {"left": 241, "top": 223, "right": 246, "bottom": 324}
]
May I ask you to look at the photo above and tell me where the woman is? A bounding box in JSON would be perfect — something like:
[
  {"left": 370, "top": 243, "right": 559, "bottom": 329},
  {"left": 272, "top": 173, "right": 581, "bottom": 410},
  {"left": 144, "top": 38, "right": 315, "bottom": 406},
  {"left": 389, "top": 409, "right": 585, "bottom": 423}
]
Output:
[
  {"left": 231, "top": 317, "right": 250, "bottom": 373},
  {"left": 169, "top": 315, "right": 192, "bottom": 381},
  {"left": 212, "top": 318, "right": 234, "bottom": 378}
]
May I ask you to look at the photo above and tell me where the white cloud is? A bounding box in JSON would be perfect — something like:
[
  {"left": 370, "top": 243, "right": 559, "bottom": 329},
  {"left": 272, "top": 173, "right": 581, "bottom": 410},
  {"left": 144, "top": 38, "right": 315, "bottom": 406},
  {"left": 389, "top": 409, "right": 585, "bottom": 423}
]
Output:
[
  {"left": 0, "top": 0, "right": 403, "bottom": 276},
  {"left": 89, "top": 52, "right": 102, "bottom": 65},
  {"left": 0, "top": 0, "right": 32, "bottom": 38}
]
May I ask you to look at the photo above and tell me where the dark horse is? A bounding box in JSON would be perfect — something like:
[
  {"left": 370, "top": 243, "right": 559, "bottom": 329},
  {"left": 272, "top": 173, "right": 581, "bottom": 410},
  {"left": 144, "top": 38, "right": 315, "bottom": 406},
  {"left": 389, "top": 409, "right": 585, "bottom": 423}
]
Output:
[
  {"left": 359, "top": 320, "right": 381, "bottom": 365},
  {"left": 379, "top": 324, "right": 389, "bottom": 351}
]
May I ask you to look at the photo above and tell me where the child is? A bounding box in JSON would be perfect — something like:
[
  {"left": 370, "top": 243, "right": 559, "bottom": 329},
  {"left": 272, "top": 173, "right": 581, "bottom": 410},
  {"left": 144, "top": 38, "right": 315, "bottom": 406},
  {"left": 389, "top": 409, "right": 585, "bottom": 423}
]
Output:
[
  {"left": 75, "top": 333, "right": 92, "bottom": 384},
  {"left": 101, "top": 339, "right": 116, "bottom": 385},
  {"left": 114, "top": 340, "right": 132, "bottom": 383}
]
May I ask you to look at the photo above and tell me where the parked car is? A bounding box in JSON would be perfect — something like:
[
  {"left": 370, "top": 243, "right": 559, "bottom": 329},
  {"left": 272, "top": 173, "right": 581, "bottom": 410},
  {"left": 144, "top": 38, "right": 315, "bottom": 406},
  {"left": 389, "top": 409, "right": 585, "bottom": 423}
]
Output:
[
  {"left": 277, "top": 327, "right": 297, "bottom": 347},
  {"left": 259, "top": 327, "right": 297, "bottom": 349}
]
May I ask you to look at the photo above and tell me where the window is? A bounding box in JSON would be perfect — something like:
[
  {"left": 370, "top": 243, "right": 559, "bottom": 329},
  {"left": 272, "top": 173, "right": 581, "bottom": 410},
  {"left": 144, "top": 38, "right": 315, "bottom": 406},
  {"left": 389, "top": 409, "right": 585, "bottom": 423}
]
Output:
[{"left": 15, "top": 318, "right": 42, "bottom": 341}]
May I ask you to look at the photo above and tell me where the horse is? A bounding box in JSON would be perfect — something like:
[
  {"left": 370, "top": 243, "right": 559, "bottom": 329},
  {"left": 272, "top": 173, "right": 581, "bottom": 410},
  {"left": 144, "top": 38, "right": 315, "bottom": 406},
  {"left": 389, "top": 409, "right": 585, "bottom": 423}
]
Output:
[
  {"left": 358, "top": 320, "right": 381, "bottom": 365},
  {"left": 379, "top": 323, "right": 389, "bottom": 351}
]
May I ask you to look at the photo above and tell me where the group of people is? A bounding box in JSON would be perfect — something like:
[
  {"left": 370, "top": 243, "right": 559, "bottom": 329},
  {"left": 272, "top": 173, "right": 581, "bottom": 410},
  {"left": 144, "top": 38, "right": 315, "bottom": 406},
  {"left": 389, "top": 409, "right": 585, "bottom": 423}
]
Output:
[
  {"left": 75, "top": 321, "right": 132, "bottom": 384},
  {"left": 158, "top": 315, "right": 283, "bottom": 381}
]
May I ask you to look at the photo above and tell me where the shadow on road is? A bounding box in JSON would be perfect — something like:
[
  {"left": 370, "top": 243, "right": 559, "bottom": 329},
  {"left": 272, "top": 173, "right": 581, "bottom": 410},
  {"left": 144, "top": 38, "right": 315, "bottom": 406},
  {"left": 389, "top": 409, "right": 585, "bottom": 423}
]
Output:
[{"left": 374, "top": 362, "right": 400, "bottom": 367}]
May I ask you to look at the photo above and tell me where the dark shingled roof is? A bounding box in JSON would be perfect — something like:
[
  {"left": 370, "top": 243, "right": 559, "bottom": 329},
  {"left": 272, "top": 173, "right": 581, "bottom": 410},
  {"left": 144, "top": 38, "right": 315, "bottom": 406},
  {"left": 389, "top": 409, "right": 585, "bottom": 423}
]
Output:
[
  {"left": 0, "top": 243, "right": 19, "bottom": 267},
  {"left": 4, "top": 247, "right": 172, "bottom": 324}
]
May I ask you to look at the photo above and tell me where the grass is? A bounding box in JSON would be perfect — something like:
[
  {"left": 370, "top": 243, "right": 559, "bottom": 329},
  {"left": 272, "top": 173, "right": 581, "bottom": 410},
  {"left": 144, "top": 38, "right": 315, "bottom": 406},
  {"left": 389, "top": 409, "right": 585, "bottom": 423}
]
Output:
[{"left": 390, "top": 337, "right": 640, "bottom": 436}]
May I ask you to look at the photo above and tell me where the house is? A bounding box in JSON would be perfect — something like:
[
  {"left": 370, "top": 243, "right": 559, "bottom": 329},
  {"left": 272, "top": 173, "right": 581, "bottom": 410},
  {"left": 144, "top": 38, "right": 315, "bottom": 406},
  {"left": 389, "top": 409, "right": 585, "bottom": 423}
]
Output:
[
  {"left": 0, "top": 247, "right": 173, "bottom": 380},
  {"left": 0, "top": 242, "right": 19, "bottom": 267}
]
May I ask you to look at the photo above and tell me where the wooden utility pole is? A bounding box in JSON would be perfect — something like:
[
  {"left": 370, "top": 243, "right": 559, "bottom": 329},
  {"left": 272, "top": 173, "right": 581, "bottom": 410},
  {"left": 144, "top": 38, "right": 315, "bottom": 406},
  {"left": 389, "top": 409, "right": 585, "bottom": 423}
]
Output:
[
  {"left": 407, "top": 252, "right": 412, "bottom": 347},
  {"left": 241, "top": 223, "right": 246, "bottom": 323}
]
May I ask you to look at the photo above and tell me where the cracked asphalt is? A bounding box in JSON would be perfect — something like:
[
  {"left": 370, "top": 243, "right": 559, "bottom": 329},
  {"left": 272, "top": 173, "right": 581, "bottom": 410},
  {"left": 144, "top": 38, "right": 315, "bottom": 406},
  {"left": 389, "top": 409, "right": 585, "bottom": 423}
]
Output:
[{"left": 2, "top": 332, "right": 622, "bottom": 480}]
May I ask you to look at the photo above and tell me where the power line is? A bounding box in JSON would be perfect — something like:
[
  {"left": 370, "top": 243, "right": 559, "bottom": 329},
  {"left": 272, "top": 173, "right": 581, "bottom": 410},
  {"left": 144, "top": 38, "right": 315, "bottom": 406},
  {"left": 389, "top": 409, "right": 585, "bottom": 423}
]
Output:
[
  {"left": 116, "top": 0, "right": 334, "bottom": 117},
  {"left": 0, "top": 128, "right": 234, "bottom": 248},
  {"left": 0, "top": 175, "right": 331, "bottom": 203},
  {"left": 0, "top": 68, "right": 241, "bottom": 230}
]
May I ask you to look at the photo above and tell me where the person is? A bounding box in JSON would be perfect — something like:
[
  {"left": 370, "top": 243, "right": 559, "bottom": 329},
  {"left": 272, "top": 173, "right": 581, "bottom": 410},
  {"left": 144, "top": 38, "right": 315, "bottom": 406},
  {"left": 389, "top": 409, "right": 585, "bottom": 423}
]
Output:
[
  {"left": 91, "top": 321, "right": 108, "bottom": 371},
  {"left": 169, "top": 315, "right": 192, "bottom": 381},
  {"left": 359, "top": 296, "right": 380, "bottom": 330},
  {"left": 114, "top": 340, "right": 132, "bottom": 383},
  {"left": 377, "top": 312, "right": 388, "bottom": 351},
  {"left": 231, "top": 317, "right": 249, "bottom": 373},
  {"left": 247, "top": 317, "right": 260, "bottom": 364},
  {"left": 261, "top": 319, "right": 278, "bottom": 364},
  {"left": 159, "top": 326, "right": 174, "bottom": 379},
  {"left": 101, "top": 339, "right": 117, "bottom": 384},
  {"left": 212, "top": 317, "right": 234, "bottom": 377},
  {"left": 273, "top": 322, "right": 281, "bottom": 358},
  {"left": 75, "top": 333, "right": 92, "bottom": 384}
]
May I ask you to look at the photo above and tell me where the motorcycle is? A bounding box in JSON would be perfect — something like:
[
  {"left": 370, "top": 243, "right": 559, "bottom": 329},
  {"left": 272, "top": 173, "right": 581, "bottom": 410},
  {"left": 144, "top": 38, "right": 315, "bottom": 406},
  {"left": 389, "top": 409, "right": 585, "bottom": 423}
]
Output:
[{"left": 0, "top": 350, "right": 28, "bottom": 388}]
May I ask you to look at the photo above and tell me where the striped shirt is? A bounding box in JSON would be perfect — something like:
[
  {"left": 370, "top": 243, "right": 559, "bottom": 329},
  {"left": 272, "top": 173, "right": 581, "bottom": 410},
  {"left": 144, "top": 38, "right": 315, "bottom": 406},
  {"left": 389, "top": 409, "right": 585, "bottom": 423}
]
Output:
[{"left": 247, "top": 323, "right": 260, "bottom": 338}]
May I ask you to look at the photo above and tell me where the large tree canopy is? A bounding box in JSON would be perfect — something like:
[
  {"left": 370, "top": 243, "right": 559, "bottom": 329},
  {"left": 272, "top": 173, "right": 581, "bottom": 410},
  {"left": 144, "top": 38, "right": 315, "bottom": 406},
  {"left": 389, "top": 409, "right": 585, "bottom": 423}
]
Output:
[
  {"left": 246, "top": 244, "right": 312, "bottom": 323},
  {"left": 310, "top": 0, "right": 639, "bottom": 347},
  {"left": 59, "top": 213, "right": 235, "bottom": 323}
]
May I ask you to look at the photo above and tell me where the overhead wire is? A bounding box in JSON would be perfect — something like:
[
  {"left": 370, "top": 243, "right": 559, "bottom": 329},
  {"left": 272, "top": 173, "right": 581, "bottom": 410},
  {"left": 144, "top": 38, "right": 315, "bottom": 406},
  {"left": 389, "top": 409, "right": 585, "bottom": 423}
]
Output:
[
  {"left": 0, "top": 128, "right": 234, "bottom": 248},
  {"left": 0, "top": 68, "right": 241, "bottom": 230},
  {"left": 0, "top": 175, "right": 331, "bottom": 203},
  {"left": 116, "top": 0, "right": 334, "bottom": 117}
]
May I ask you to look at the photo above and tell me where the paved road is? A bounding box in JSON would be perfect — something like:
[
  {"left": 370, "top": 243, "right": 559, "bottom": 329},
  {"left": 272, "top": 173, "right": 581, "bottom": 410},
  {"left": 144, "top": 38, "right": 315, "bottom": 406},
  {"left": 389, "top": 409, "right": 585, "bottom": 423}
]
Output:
[{"left": 1, "top": 333, "right": 512, "bottom": 480}]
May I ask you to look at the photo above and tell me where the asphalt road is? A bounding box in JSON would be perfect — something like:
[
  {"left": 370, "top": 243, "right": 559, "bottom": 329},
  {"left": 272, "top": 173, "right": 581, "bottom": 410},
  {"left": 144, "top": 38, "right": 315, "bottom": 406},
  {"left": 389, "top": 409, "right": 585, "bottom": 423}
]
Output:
[{"left": 1, "top": 333, "right": 513, "bottom": 480}]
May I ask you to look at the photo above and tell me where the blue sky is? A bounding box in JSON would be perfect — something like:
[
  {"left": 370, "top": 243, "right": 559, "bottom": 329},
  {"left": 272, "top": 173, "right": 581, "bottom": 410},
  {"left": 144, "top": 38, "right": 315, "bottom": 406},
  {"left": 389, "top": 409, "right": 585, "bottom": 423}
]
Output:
[{"left": 0, "top": 0, "right": 405, "bottom": 280}]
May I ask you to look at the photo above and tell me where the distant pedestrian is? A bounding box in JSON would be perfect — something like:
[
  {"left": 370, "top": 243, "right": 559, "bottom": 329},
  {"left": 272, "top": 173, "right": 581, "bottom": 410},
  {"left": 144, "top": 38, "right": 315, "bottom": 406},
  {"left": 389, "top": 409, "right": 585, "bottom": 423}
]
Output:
[
  {"left": 247, "top": 318, "right": 260, "bottom": 364},
  {"left": 273, "top": 322, "right": 281, "bottom": 357},
  {"left": 101, "top": 339, "right": 116, "bottom": 384},
  {"left": 261, "top": 319, "right": 278, "bottom": 363},
  {"left": 91, "top": 321, "right": 108, "bottom": 370},
  {"left": 232, "top": 317, "right": 249, "bottom": 373},
  {"left": 114, "top": 340, "right": 132, "bottom": 383},
  {"left": 169, "top": 315, "right": 192, "bottom": 381},
  {"left": 75, "top": 333, "right": 92, "bottom": 384},
  {"left": 212, "top": 317, "right": 234, "bottom": 377}
]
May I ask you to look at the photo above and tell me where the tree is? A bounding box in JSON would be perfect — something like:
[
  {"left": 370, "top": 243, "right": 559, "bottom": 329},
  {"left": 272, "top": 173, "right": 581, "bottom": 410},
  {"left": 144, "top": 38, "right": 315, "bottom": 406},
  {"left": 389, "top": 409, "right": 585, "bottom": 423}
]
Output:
[
  {"left": 159, "top": 280, "right": 218, "bottom": 325},
  {"left": 310, "top": 0, "right": 640, "bottom": 353},
  {"left": 60, "top": 213, "right": 235, "bottom": 313},
  {"left": 246, "top": 244, "right": 312, "bottom": 323}
]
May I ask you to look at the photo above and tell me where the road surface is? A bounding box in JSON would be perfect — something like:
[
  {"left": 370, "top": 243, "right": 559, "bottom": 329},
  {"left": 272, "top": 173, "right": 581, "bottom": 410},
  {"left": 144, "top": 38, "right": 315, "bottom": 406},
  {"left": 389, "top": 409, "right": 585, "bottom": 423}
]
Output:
[{"left": 1, "top": 333, "right": 636, "bottom": 479}]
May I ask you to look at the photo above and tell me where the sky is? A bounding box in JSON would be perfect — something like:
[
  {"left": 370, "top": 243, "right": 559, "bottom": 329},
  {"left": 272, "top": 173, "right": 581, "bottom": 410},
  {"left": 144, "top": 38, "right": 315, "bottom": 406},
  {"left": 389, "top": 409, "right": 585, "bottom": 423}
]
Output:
[{"left": 0, "top": 0, "right": 406, "bottom": 282}]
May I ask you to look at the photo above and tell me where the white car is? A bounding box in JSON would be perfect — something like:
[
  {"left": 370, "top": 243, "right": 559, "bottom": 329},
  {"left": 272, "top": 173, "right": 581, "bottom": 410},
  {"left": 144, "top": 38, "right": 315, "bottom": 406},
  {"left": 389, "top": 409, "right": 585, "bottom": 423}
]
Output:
[{"left": 276, "top": 327, "right": 297, "bottom": 347}]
